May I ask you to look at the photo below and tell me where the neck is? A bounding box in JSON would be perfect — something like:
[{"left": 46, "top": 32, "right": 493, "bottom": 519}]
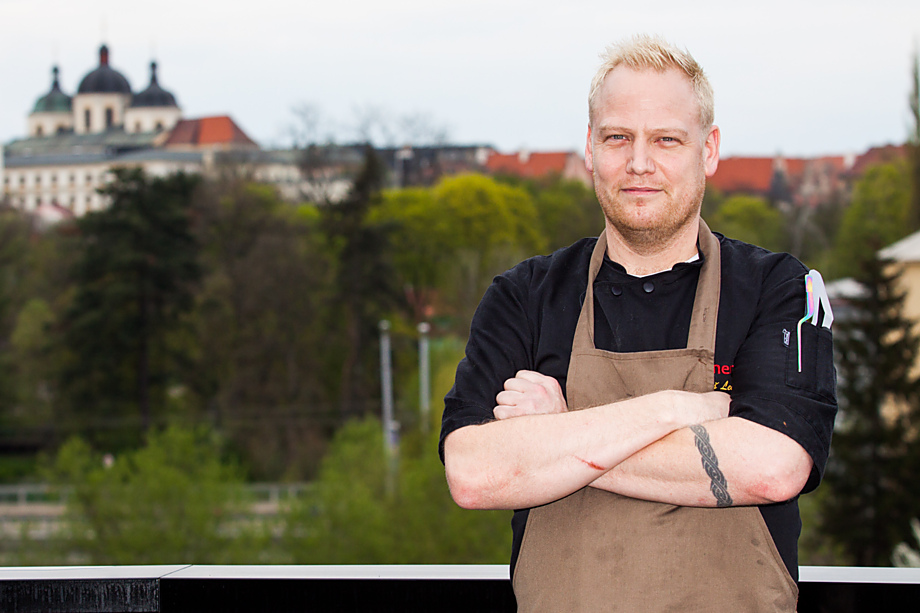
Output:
[{"left": 604, "top": 218, "right": 701, "bottom": 276}]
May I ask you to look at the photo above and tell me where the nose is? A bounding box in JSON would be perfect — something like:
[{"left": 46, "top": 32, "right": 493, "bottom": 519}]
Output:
[{"left": 626, "top": 142, "right": 655, "bottom": 175}]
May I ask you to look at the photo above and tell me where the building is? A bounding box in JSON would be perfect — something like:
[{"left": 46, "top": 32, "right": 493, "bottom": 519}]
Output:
[
  {"left": 708, "top": 155, "right": 852, "bottom": 207},
  {"left": 1, "top": 44, "right": 271, "bottom": 218},
  {"left": 1, "top": 43, "right": 609, "bottom": 219},
  {"left": 485, "top": 150, "right": 592, "bottom": 186}
]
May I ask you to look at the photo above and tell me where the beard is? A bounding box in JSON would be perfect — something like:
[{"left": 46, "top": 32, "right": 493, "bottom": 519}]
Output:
[{"left": 594, "top": 174, "right": 706, "bottom": 253}]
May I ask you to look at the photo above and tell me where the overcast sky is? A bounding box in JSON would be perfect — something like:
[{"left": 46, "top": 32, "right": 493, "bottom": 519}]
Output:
[{"left": 2, "top": 0, "right": 919, "bottom": 158}]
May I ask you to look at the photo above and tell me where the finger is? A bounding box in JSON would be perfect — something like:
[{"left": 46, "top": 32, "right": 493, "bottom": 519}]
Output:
[
  {"left": 495, "top": 390, "right": 523, "bottom": 406},
  {"left": 493, "top": 406, "right": 521, "bottom": 420},
  {"left": 515, "top": 370, "right": 552, "bottom": 384},
  {"left": 503, "top": 377, "right": 536, "bottom": 393}
]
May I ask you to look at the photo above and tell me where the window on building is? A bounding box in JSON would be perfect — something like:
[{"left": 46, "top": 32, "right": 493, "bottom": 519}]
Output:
[
  {"left": 35, "top": 125, "right": 44, "bottom": 137},
  {"left": 135, "top": 122, "right": 142, "bottom": 133},
  {"left": 86, "top": 174, "right": 93, "bottom": 184},
  {"left": 51, "top": 174, "right": 57, "bottom": 184},
  {"left": 35, "top": 175, "right": 41, "bottom": 185},
  {"left": 70, "top": 174, "right": 75, "bottom": 184},
  {"left": 155, "top": 121, "right": 164, "bottom": 131},
  {"left": 105, "top": 108, "right": 114, "bottom": 129},
  {"left": 84, "top": 109, "right": 91, "bottom": 131}
]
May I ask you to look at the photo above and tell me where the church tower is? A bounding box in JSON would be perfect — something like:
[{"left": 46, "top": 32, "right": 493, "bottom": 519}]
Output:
[{"left": 72, "top": 44, "right": 133, "bottom": 134}]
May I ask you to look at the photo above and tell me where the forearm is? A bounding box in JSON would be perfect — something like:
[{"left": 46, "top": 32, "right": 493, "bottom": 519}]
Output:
[
  {"left": 445, "top": 390, "right": 719, "bottom": 510},
  {"left": 590, "top": 416, "right": 813, "bottom": 506}
]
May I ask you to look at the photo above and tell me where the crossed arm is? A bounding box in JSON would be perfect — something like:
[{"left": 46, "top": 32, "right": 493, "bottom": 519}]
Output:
[{"left": 443, "top": 371, "right": 812, "bottom": 511}]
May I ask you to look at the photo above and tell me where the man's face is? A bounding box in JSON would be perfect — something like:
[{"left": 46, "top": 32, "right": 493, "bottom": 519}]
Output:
[{"left": 585, "top": 66, "right": 720, "bottom": 249}]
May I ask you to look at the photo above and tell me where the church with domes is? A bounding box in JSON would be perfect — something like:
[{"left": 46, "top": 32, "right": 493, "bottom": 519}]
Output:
[
  {"left": 29, "top": 45, "right": 182, "bottom": 138},
  {"left": 2, "top": 43, "right": 264, "bottom": 217},
  {"left": 3, "top": 43, "right": 498, "bottom": 219}
]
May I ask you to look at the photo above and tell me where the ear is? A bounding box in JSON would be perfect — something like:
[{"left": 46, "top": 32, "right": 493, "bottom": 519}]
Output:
[
  {"left": 703, "top": 125, "right": 720, "bottom": 177},
  {"left": 585, "top": 125, "right": 595, "bottom": 174}
]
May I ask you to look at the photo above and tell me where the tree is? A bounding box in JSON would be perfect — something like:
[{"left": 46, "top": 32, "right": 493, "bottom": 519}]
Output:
[
  {"left": 528, "top": 177, "right": 604, "bottom": 252},
  {"left": 188, "top": 179, "right": 335, "bottom": 479},
  {"left": 282, "top": 417, "right": 509, "bottom": 564},
  {"left": 373, "top": 174, "right": 545, "bottom": 328},
  {"left": 707, "top": 194, "right": 785, "bottom": 252},
  {"left": 320, "top": 145, "right": 402, "bottom": 418},
  {"left": 820, "top": 254, "right": 920, "bottom": 565},
  {"left": 829, "top": 161, "right": 912, "bottom": 279},
  {"left": 59, "top": 168, "right": 200, "bottom": 444},
  {"left": 0, "top": 208, "right": 32, "bottom": 421},
  {"left": 46, "top": 426, "right": 261, "bottom": 565},
  {"left": 0, "top": 208, "right": 77, "bottom": 475}
]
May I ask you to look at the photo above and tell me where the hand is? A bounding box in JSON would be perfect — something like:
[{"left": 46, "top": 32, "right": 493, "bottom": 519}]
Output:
[{"left": 494, "top": 370, "right": 568, "bottom": 420}]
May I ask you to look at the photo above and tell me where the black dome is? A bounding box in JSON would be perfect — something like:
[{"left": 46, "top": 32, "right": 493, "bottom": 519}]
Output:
[
  {"left": 77, "top": 45, "right": 131, "bottom": 94},
  {"left": 130, "top": 62, "right": 178, "bottom": 108},
  {"left": 32, "top": 66, "right": 72, "bottom": 113}
]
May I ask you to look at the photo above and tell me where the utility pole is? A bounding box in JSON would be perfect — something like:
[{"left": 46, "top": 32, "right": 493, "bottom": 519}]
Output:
[
  {"left": 379, "top": 320, "right": 397, "bottom": 495},
  {"left": 418, "top": 322, "right": 431, "bottom": 434}
]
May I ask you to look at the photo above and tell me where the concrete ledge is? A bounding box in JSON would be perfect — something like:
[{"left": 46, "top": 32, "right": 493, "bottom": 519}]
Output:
[{"left": 1, "top": 565, "right": 918, "bottom": 612}]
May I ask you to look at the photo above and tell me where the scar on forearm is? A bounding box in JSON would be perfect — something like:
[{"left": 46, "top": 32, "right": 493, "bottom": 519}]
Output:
[
  {"left": 689, "top": 424, "right": 733, "bottom": 507},
  {"left": 575, "top": 456, "right": 605, "bottom": 471}
]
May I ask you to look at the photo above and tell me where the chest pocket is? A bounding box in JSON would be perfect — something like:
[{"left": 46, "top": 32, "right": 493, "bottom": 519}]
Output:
[{"left": 785, "top": 324, "right": 836, "bottom": 402}]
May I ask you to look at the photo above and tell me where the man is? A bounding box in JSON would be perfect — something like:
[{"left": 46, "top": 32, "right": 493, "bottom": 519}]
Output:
[{"left": 439, "top": 35, "right": 837, "bottom": 611}]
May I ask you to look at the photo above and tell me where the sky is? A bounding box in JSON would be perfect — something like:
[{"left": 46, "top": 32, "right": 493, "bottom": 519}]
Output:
[{"left": 2, "top": 0, "right": 919, "bottom": 158}]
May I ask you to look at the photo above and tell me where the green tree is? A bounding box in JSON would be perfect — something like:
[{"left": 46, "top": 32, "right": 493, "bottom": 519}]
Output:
[
  {"left": 707, "top": 194, "right": 785, "bottom": 252},
  {"left": 819, "top": 255, "right": 920, "bottom": 565},
  {"left": 830, "top": 162, "right": 912, "bottom": 279},
  {"left": 282, "top": 417, "right": 509, "bottom": 564},
  {"left": 371, "top": 187, "right": 444, "bottom": 321},
  {"left": 373, "top": 174, "right": 544, "bottom": 328},
  {"left": 0, "top": 208, "right": 76, "bottom": 479},
  {"left": 281, "top": 335, "right": 508, "bottom": 564},
  {"left": 59, "top": 168, "right": 200, "bottom": 445},
  {"left": 530, "top": 178, "right": 604, "bottom": 252},
  {"left": 0, "top": 208, "right": 33, "bottom": 422},
  {"left": 189, "top": 179, "right": 334, "bottom": 479},
  {"left": 320, "top": 145, "right": 402, "bottom": 418},
  {"left": 47, "top": 426, "right": 261, "bottom": 564}
]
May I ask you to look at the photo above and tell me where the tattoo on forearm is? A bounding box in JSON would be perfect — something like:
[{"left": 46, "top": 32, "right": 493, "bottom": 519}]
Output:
[{"left": 689, "top": 424, "right": 733, "bottom": 507}]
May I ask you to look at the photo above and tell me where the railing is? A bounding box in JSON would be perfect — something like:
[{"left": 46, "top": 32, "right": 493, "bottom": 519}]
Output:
[
  {"left": 0, "top": 482, "right": 311, "bottom": 520},
  {"left": 1, "top": 565, "right": 919, "bottom": 612},
  {"left": 0, "top": 483, "right": 311, "bottom": 507}
]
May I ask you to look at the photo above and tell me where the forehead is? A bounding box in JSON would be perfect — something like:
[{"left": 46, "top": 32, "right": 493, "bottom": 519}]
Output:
[{"left": 593, "top": 66, "right": 701, "bottom": 130}]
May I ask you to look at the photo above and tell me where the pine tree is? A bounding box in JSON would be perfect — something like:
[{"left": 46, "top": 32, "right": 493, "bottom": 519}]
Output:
[
  {"left": 319, "top": 145, "right": 400, "bottom": 418},
  {"left": 821, "top": 254, "right": 920, "bottom": 565},
  {"left": 60, "top": 168, "right": 200, "bottom": 445}
]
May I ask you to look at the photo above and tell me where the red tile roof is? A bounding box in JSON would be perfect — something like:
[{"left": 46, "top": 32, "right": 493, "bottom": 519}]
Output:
[
  {"left": 486, "top": 151, "right": 572, "bottom": 177},
  {"left": 708, "top": 157, "right": 774, "bottom": 194},
  {"left": 848, "top": 144, "right": 907, "bottom": 177},
  {"left": 163, "top": 115, "right": 258, "bottom": 149}
]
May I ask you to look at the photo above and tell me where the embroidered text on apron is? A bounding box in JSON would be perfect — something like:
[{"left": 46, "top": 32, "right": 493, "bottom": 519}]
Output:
[{"left": 512, "top": 220, "right": 798, "bottom": 612}]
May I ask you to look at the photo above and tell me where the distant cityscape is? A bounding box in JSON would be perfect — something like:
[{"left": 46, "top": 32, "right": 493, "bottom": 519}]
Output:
[{"left": 1, "top": 43, "right": 909, "bottom": 224}]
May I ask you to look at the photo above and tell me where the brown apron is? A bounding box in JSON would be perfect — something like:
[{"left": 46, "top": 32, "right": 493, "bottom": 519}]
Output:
[{"left": 512, "top": 220, "right": 798, "bottom": 612}]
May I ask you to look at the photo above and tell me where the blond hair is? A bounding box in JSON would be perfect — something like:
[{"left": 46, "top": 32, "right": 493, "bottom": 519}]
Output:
[{"left": 588, "top": 35, "right": 714, "bottom": 130}]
